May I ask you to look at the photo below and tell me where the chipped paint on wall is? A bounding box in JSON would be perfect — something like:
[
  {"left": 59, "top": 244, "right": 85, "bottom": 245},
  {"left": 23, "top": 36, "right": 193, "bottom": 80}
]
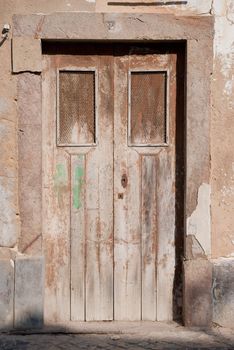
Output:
[
  {"left": 211, "top": 0, "right": 234, "bottom": 258},
  {"left": 224, "top": 77, "right": 234, "bottom": 100},
  {"left": 211, "top": 0, "right": 226, "bottom": 16},
  {"left": 187, "top": 183, "right": 211, "bottom": 257},
  {"left": 214, "top": 18, "right": 233, "bottom": 71},
  {"left": 213, "top": 1, "right": 234, "bottom": 79}
]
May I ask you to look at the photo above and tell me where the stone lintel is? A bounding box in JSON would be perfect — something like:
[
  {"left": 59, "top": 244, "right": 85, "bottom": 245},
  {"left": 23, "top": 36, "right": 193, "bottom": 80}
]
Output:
[{"left": 12, "top": 12, "right": 214, "bottom": 41}]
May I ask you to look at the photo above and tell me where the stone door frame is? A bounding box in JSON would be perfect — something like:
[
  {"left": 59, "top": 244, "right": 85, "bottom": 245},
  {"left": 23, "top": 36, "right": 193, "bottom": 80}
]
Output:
[{"left": 13, "top": 12, "right": 214, "bottom": 327}]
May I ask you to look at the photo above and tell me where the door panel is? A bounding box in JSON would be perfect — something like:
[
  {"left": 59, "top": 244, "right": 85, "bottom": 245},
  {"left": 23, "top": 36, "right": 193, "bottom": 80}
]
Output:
[
  {"left": 42, "top": 51, "right": 114, "bottom": 322},
  {"left": 42, "top": 44, "right": 178, "bottom": 322},
  {"left": 42, "top": 64, "right": 71, "bottom": 322},
  {"left": 113, "top": 49, "right": 176, "bottom": 320}
]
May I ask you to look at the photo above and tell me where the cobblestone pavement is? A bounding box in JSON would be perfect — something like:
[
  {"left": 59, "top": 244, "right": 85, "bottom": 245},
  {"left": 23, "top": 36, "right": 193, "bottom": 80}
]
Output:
[{"left": 0, "top": 322, "right": 233, "bottom": 350}]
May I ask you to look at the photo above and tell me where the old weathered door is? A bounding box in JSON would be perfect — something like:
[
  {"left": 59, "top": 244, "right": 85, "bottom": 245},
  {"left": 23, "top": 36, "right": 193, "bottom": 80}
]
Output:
[
  {"left": 42, "top": 44, "right": 177, "bottom": 322},
  {"left": 113, "top": 46, "right": 176, "bottom": 321}
]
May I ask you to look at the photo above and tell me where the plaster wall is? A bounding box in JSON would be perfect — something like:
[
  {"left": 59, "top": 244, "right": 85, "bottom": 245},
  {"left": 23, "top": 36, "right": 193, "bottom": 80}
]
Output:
[{"left": 0, "top": 0, "right": 233, "bottom": 328}]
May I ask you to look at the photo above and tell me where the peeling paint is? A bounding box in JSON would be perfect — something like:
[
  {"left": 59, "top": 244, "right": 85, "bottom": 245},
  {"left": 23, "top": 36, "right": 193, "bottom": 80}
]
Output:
[
  {"left": 183, "top": 0, "right": 213, "bottom": 15},
  {"left": 224, "top": 79, "right": 233, "bottom": 97},
  {"left": 54, "top": 164, "right": 67, "bottom": 185},
  {"left": 187, "top": 183, "right": 211, "bottom": 256},
  {"left": 211, "top": 0, "right": 226, "bottom": 16},
  {"left": 214, "top": 17, "right": 234, "bottom": 77},
  {"left": 53, "top": 163, "right": 68, "bottom": 207}
]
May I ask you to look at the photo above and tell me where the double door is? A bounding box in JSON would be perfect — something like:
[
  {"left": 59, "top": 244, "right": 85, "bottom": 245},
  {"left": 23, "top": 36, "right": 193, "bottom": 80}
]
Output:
[{"left": 42, "top": 44, "right": 177, "bottom": 322}]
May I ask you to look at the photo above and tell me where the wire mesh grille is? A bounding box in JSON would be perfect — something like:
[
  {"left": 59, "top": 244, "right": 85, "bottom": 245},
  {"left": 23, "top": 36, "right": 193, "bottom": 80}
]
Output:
[
  {"left": 58, "top": 71, "right": 95, "bottom": 145},
  {"left": 130, "top": 71, "right": 166, "bottom": 145}
]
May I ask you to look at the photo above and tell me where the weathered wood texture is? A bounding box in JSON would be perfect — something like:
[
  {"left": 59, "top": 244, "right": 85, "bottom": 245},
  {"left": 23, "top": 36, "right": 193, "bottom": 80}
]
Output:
[
  {"left": 114, "top": 49, "right": 176, "bottom": 321},
  {"left": 42, "top": 43, "right": 178, "bottom": 322},
  {"left": 70, "top": 154, "right": 85, "bottom": 321},
  {"left": 42, "top": 50, "right": 114, "bottom": 322},
  {"left": 85, "top": 53, "right": 114, "bottom": 321},
  {"left": 114, "top": 52, "right": 141, "bottom": 320},
  {"left": 141, "top": 156, "right": 157, "bottom": 320},
  {"left": 130, "top": 72, "right": 166, "bottom": 145},
  {"left": 42, "top": 60, "right": 71, "bottom": 323},
  {"left": 156, "top": 54, "right": 176, "bottom": 321}
]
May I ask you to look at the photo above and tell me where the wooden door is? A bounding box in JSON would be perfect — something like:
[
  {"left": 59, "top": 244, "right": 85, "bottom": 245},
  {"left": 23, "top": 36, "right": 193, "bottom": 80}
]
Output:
[
  {"left": 113, "top": 46, "right": 176, "bottom": 321},
  {"left": 42, "top": 44, "right": 177, "bottom": 323}
]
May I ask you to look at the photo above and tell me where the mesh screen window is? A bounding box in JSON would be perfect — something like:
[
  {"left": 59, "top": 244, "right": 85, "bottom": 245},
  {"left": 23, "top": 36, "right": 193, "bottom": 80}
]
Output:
[
  {"left": 129, "top": 71, "right": 167, "bottom": 145},
  {"left": 58, "top": 70, "right": 96, "bottom": 145}
]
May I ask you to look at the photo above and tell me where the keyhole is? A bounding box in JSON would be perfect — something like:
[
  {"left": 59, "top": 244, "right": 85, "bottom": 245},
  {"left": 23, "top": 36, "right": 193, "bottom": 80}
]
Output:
[{"left": 121, "top": 174, "right": 128, "bottom": 188}]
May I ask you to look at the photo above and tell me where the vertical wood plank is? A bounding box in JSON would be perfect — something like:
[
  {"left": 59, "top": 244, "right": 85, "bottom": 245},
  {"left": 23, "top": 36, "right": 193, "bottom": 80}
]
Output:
[
  {"left": 141, "top": 155, "right": 157, "bottom": 320},
  {"left": 85, "top": 149, "right": 101, "bottom": 320},
  {"left": 157, "top": 150, "right": 175, "bottom": 321},
  {"left": 156, "top": 55, "right": 177, "bottom": 321},
  {"left": 86, "top": 53, "right": 114, "bottom": 321},
  {"left": 70, "top": 154, "right": 85, "bottom": 321},
  {"left": 114, "top": 52, "right": 141, "bottom": 320},
  {"left": 42, "top": 58, "right": 70, "bottom": 323}
]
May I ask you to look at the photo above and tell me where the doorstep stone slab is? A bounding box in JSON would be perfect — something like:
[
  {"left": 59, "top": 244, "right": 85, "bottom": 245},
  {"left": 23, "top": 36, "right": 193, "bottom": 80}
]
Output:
[
  {"left": 0, "top": 259, "right": 14, "bottom": 329},
  {"left": 14, "top": 256, "right": 44, "bottom": 329}
]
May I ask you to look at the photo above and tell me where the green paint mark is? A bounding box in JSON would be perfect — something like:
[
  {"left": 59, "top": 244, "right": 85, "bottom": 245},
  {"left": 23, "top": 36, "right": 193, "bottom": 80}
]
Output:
[
  {"left": 73, "top": 165, "right": 84, "bottom": 209},
  {"left": 54, "top": 164, "right": 67, "bottom": 184}
]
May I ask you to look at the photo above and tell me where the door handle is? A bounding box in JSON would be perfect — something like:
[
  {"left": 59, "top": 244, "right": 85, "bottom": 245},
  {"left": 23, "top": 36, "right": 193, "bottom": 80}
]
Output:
[{"left": 121, "top": 174, "right": 128, "bottom": 188}]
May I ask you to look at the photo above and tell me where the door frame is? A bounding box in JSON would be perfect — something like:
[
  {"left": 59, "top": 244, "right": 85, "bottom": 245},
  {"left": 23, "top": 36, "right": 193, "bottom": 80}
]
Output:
[{"left": 14, "top": 12, "right": 214, "bottom": 327}]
